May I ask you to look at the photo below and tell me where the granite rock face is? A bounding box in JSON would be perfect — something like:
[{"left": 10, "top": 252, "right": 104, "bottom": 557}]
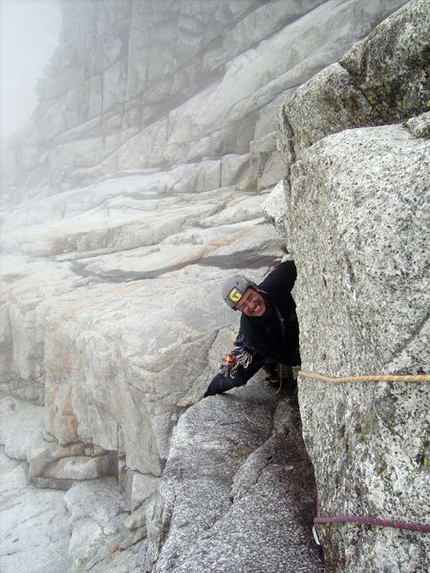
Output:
[
  {"left": 3, "top": 0, "right": 407, "bottom": 200},
  {"left": 0, "top": 448, "right": 73, "bottom": 573},
  {"left": 1, "top": 0, "right": 404, "bottom": 490},
  {"left": 1, "top": 1, "right": 427, "bottom": 572},
  {"left": 277, "top": 0, "right": 430, "bottom": 166},
  {"left": 139, "top": 380, "right": 324, "bottom": 573},
  {"left": 268, "top": 0, "right": 430, "bottom": 570},
  {"left": 290, "top": 122, "right": 429, "bottom": 572}
]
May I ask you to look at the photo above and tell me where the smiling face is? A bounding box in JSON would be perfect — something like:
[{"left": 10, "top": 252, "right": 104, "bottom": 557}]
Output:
[{"left": 235, "top": 287, "right": 267, "bottom": 317}]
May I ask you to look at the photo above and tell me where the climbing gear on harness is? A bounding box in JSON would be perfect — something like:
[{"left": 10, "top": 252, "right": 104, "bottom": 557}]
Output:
[
  {"left": 219, "top": 334, "right": 253, "bottom": 377},
  {"left": 222, "top": 274, "right": 256, "bottom": 309},
  {"left": 219, "top": 344, "right": 253, "bottom": 377}
]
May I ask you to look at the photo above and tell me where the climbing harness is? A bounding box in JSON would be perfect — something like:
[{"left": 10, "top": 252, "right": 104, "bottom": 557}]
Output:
[
  {"left": 298, "top": 370, "right": 430, "bottom": 544},
  {"left": 267, "top": 364, "right": 296, "bottom": 394},
  {"left": 264, "top": 364, "right": 282, "bottom": 392},
  {"left": 259, "top": 290, "right": 290, "bottom": 393}
]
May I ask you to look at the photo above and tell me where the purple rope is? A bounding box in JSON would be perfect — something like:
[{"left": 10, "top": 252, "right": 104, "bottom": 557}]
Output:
[{"left": 314, "top": 515, "right": 430, "bottom": 533}]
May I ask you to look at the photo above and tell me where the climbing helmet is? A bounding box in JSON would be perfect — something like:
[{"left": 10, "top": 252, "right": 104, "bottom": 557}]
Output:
[{"left": 222, "top": 274, "right": 256, "bottom": 310}]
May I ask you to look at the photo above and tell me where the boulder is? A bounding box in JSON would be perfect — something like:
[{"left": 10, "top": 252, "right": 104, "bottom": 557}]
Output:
[
  {"left": 289, "top": 123, "right": 429, "bottom": 377},
  {"left": 277, "top": 0, "right": 430, "bottom": 167},
  {"left": 288, "top": 121, "right": 430, "bottom": 572},
  {"left": 268, "top": 0, "right": 430, "bottom": 569},
  {"left": 139, "top": 379, "right": 324, "bottom": 573}
]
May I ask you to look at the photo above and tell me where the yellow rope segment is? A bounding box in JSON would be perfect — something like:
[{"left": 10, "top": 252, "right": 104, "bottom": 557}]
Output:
[{"left": 298, "top": 371, "right": 430, "bottom": 383}]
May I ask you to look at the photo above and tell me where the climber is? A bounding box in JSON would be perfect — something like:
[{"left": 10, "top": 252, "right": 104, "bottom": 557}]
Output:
[{"left": 204, "top": 259, "right": 300, "bottom": 397}]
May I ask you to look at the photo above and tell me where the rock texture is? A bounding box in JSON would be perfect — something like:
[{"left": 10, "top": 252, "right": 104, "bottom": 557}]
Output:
[
  {"left": 277, "top": 0, "right": 430, "bottom": 165},
  {"left": 0, "top": 448, "right": 72, "bottom": 573},
  {"left": 292, "top": 122, "right": 429, "bottom": 573},
  {"left": 3, "top": 0, "right": 407, "bottom": 200},
  {"left": 268, "top": 0, "right": 430, "bottom": 571},
  {"left": 1, "top": 0, "right": 427, "bottom": 572},
  {"left": 139, "top": 379, "right": 324, "bottom": 573},
  {"left": 1, "top": 0, "right": 404, "bottom": 488}
]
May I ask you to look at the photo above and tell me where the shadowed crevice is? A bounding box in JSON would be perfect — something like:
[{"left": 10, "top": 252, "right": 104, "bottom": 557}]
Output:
[{"left": 70, "top": 251, "right": 282, "bottom": 283}]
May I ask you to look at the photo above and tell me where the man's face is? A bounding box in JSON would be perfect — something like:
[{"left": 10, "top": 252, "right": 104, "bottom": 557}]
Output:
[{"left": 235, "top": 287, "right": 266, "bottom": 317}]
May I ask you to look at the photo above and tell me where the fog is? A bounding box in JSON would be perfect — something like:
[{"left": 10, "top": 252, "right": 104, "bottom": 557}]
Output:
[{"left": 0, "top": 0, "right": 61, "bottom": 142}]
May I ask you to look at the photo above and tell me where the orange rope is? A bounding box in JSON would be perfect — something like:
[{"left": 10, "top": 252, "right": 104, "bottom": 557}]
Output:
[{"left": 298, "top": 371, "right": 430, "bottom": 383}]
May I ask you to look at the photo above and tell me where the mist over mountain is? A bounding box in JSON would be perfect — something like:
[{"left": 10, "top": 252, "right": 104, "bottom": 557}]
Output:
[
  {"left": 1, "top": 1, "right": 429, "bottom": 572},
  {"left": 0, "top": 0, "right": 61, "bottom": 140}
]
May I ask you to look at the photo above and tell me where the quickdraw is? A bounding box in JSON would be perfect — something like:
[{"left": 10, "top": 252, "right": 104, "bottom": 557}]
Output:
[{"left": 219, "top": 344, "right": 253, "bottom": 377}]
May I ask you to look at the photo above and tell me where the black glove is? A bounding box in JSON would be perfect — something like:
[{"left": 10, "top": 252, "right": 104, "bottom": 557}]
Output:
[{"left": 204, "top": 371, "right": 246, "bottom": 397}]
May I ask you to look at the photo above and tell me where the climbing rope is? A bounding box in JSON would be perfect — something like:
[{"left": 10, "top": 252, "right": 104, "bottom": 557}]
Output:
[
  {"left": 314, "top": 515, "right": 430, "bottom": 533},
  {"left": 299, "top": 370, "right": 430, "bottom": 545},
  {"left": 298, "top": 370, "right": 430, "bottom": 543},
  {"left": 312, "top": 515, "right": 430, "bottom": 545},
  {"left": 299, "top": 371, "right": 430, "bottom": 383},
  {"left": 276, "top": 363, "right": 284, "bottom": 393}
]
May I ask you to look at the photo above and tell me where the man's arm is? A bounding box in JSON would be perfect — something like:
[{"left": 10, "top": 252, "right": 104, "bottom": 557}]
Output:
[
  {"left": 259, "top": 260, "right": 297, "bottom": 294},
  {"left": 204, "top": 339, "right": 266, "bottom": 397},
  {"left": 204, "top": 371, "right": 246, "bottom": 397}
]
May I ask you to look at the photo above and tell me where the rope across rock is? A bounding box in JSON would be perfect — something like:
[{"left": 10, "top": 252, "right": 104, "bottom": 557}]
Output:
[
  {"left": 298, "top": 369, "right": 430, "bottom": 542},
  {"left": 299, "top": 371, "right": 430, "bottom": 383}
]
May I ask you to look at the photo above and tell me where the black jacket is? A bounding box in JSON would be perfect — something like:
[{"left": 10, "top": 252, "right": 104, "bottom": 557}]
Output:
[
  {"left": 204, "top": 260, "right": 300, "bottom": 396},
  {"left": 239, "top": 259, "right": 300, "bottom": 366}
]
